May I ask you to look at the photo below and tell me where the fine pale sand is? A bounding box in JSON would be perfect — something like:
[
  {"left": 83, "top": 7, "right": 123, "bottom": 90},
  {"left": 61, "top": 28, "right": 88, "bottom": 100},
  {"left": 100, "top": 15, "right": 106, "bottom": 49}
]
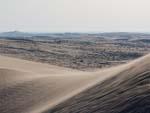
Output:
[
  {"left": 0, "top": 54, "right": 149, "bottom": 113},
  {"left": 48, "top": 54, "right": 150, "bottom": 113}
]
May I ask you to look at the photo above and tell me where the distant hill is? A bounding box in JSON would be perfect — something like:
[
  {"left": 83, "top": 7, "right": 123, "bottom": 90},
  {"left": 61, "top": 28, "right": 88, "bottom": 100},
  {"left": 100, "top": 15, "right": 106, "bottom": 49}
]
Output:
[
  {"left": 0, "top": 31, "right": 59, "bottom": 38},
  {"left": 0, "top": 31, "right": 83, "bottom": 38},
  {"left": 0, "top": 31, "right": 34, "bottom": 37},
  {"left": 0, "top": 31, "right": 150, "bottom": 40}
]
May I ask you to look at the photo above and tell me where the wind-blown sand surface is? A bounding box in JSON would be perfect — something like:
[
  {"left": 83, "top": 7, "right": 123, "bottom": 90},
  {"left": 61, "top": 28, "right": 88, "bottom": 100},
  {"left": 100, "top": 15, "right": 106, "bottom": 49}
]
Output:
[
  {"left": 45, "top": 54, "right": 150, "bottom": 113},
  {"left": 0, "top": 54, "right": 149, "bottom": 113}
]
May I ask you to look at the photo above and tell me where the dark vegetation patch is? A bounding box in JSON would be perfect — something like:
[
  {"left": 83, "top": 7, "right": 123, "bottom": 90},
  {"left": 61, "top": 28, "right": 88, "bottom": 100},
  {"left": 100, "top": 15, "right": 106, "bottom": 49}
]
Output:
[{"left": 0, "top": 33, "right": 149, "bottom": 70}]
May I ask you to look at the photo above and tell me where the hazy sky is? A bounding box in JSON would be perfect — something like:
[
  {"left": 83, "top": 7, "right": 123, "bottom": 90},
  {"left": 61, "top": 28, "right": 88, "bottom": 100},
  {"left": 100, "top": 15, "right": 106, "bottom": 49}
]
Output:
[{"left": 0, "top": 0, "right": 150, "bottom": 32}]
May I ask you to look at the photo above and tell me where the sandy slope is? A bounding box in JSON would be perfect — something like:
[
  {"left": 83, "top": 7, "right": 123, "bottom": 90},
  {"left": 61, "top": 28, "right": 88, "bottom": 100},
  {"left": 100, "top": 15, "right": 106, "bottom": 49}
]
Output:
[
  {"left": 0, "top": 54, "right": 149, "bottom": 113},
  {"left": 46, "top": 54, "right": 150, "bottom": 113}
]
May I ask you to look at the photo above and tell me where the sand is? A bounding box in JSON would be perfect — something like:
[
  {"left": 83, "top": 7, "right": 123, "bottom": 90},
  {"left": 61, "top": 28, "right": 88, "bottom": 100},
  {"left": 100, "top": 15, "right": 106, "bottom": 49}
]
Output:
[
  {"left": 47, "top": 54, "right": 150, "bottom": 113},
  {"left": 0, "top": 54, "right": 149, "bottom": 113}
]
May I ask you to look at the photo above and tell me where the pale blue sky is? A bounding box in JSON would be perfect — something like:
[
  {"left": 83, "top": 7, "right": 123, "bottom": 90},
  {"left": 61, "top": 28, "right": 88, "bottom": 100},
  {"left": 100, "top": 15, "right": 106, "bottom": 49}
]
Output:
[{"left": 0, "top": 0, "right": 150, "bottom": 32}]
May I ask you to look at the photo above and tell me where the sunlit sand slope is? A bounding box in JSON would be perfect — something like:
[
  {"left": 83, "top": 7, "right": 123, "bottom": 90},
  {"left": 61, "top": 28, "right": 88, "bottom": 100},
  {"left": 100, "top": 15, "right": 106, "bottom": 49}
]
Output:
[
  {"left": 45, "top": 54, "right": 150, "bottom": 113},
  {"left": 0, "top": 54, "right": 149, "bottom": 113}
]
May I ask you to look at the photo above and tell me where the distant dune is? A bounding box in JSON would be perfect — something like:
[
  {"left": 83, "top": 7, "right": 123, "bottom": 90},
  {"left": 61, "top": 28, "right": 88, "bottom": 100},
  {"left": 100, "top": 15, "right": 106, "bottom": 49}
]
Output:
[{"left": 0, "top": 54, "right": 149, "bottom": 113}]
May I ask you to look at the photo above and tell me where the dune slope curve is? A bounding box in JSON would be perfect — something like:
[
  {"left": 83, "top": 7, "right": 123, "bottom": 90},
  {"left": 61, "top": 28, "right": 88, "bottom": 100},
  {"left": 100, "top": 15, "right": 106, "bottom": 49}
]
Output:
[
  {"left": 0, "top": 55, "right": 129, "bottom": 113},
  {"left": 45, "top": 54, "right": 150, "bottom": 113},
  {"left": 0, "top": 54, "right": 150, "bottom": 113}
]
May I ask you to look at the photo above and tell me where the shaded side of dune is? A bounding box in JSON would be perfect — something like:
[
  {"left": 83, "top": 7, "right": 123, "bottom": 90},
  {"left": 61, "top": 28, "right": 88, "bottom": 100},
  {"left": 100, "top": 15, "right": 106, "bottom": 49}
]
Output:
[{"left": 45, "top": 55, "right": 150, "bottom": 113}]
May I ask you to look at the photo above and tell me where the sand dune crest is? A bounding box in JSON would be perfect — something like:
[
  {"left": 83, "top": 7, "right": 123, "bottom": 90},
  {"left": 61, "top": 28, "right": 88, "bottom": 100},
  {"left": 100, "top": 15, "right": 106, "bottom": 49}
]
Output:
[{"left": 0, "top": 54, "right": 149, "bottom": 113}]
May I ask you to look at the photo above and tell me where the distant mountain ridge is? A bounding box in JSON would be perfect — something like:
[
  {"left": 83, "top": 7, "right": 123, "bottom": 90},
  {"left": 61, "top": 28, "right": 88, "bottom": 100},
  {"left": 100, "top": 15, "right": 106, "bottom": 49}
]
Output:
[
  {"left": 0, "top": 31, "right": 57, "bottom": 37},
  {"left": 0, "top": 31, "right": 34, "bottom": 37},
  {"left": 0, "top": 31, "right": 150, "bottom": 40}
]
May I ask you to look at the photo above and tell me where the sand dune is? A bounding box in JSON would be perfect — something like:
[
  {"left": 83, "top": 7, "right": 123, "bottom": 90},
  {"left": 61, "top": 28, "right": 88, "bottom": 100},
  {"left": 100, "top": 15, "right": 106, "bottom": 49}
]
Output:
[
  {"left": 45, "top": 54, "right": 150, "bottom": 113},
  {"left": 0, "top": 54, "right": 149, "bottom": 113}
]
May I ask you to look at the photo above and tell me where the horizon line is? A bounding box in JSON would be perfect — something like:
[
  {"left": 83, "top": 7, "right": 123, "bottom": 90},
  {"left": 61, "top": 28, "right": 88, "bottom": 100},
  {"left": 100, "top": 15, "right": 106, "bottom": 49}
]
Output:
[{"left": 0, "top": 30, "right": 150, "bottom": 34}]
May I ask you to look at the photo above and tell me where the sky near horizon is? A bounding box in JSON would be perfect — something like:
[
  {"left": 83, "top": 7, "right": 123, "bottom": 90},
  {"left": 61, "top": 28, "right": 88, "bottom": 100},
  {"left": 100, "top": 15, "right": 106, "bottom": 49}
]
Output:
[{"left": 0, "top": 0, "right": 150, "bottom": 32}]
